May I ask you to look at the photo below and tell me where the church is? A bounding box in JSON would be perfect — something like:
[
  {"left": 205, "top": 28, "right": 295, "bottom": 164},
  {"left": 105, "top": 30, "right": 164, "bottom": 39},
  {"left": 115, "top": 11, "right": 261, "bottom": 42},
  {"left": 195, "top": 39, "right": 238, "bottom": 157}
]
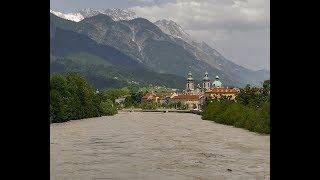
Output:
[
  {"left": 185, "top": 71, "right": 224, "bottom": 95},
  {"left": 141, "top": 70, "right": 238, "bottom": 110},
  {"left": 177, "top": 71, "right": 237, "bottom": 110}
]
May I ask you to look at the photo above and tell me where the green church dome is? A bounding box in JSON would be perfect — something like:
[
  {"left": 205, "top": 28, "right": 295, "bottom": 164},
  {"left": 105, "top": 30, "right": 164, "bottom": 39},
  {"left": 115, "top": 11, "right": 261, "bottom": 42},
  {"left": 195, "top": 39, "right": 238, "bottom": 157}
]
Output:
[
  {"left": 212, "top": 75, "right": 222, "bottom": 87},
  {"left": 212, "top": 80, "right": 222, "bottom": 87}
]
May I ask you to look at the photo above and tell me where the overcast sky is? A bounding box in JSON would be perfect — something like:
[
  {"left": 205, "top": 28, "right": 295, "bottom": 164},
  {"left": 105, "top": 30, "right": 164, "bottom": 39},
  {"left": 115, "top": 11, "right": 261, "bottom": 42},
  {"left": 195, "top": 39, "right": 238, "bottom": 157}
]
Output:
[{"left": 50, "top": 0, "right": 270, "bottom": 71}]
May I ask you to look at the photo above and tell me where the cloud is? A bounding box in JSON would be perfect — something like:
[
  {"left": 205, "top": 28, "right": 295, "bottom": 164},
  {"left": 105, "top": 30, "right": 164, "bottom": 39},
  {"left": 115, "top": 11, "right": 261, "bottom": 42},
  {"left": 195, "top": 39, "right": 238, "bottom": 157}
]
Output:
[
  {"left": 129, "top": 0, "right": 270, "bottom": 70},
  {"left": 130, "top": 0, "right": 269, "bottom": 31},
  {"left": 51, "top": 0, "right": 269, "bottom": 70},
  {"left": 128, "top": 0, "right": 175, "bottom": 4}
]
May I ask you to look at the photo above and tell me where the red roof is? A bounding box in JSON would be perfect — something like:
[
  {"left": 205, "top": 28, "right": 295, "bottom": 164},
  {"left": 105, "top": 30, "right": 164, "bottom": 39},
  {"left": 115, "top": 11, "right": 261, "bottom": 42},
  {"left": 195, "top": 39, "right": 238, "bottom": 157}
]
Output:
[
  {"left": 141, "top": 93, "right": 155, "bottom": 99},
  {"left": 154, "top": 92, "right": 173, "bottom": 97},
  {"left": 206, "top": 87, "right": 237, "bottom": 94},
  {"left": 171, "top": 94, "right": 199, "bottom": 99}
]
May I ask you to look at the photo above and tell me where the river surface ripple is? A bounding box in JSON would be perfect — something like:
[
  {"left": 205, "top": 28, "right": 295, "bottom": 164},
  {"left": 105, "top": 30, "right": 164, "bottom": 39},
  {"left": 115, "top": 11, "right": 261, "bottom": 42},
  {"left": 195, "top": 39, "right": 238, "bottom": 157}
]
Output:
[{"left": 50, "top": 112, "right": 270, "bottom": 180}]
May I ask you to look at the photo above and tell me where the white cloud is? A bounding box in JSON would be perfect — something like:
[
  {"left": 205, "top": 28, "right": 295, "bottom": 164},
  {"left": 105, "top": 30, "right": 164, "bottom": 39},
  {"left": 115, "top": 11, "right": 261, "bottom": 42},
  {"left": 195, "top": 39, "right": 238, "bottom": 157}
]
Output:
[{"left": 129, "top": 0, "right": 270, "bottom": 70}]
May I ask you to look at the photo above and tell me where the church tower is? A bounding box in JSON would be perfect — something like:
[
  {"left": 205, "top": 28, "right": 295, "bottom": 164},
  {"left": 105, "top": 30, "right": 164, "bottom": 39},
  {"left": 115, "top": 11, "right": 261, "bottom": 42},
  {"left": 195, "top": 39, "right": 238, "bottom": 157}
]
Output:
[
  {"left": 186, "top": 71, "right": 194, "bottom": 93},
  {"left": 202, "top": 71, "right": 210, "bottom": 92}
]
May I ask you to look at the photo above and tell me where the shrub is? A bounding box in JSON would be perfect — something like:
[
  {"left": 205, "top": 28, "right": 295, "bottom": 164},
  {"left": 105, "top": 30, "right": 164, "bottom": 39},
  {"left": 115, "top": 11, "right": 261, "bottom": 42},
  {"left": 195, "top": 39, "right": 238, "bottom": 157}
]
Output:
[
  {"left": 101, "top": 99, "right": 118, "bottom": 116},
  {"left": 50, "top": 72, "right": 118, "bottom": 123},
  {"left": 201, "top": 81, "right": 270, "bottom": 134}
]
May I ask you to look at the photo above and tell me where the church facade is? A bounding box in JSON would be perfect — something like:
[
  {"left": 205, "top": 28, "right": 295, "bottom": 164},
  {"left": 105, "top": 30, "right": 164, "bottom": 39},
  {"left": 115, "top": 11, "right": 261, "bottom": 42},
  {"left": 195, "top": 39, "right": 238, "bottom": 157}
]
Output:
[
  {"left": 179, "top": 71, "right": 238, "bottom": 109},
  {"left": 140, "top": 70, "right": 238, "bottom": 110}
]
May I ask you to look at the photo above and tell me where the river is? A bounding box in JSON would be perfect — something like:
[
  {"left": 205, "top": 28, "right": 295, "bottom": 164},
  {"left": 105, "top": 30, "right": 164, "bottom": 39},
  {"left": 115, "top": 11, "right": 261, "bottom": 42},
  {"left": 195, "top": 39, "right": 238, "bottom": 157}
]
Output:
[{"left": 50, "top": 112, "right": 270, "bottom": 180}]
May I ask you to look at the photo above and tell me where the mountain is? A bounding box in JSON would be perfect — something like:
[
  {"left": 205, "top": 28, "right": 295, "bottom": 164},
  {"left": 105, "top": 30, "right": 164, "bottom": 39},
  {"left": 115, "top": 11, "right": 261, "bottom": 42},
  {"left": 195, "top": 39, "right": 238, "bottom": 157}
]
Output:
[
  {"left": 50, "top": 9, "right": 84, "bottom": 22},
  {"left": 154, "top": 20, "right": 192, "bottom": 42},
  {"left": 104, "top": 8, "right": 137, "bottom": 21},
  {"left": 51, "top": 57, "right": 189, "bottom": 90},
  {"left": 50, "top": 9, "right": 269, "bottom": 87},
  {"left": 50, "top": 27, "right": 144, "bottom": 69},
  {"left": 154, "top": 19, "right": 270, "bottom": 86},
  {"left": 50, "top": 8, "right": 137, "bottom": 22},
  {"left": 50, "top": 13, "right": 240, "bottom": 86},
  {"left": 50, "top": 18, "right": 190, "bottom": 90},
  {"left": 78, "top": 8, "right": 101, "bottom": 19}
]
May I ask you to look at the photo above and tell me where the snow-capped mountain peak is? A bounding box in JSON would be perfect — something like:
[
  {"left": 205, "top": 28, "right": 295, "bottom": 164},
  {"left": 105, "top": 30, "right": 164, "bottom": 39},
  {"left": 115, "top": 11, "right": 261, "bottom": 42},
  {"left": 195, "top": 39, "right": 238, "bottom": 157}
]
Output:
[
  {"left": 78, "top": 8, "right": 101, "bottom": 18},
  {"left": 104, "top": 8, "right": 137, "bottom": 21},
  {"left": 50, "top": 8, "right": 137, "bottom": 22},
  {"left": 50, "top": 9, "right": 84, "bottom": 22}
]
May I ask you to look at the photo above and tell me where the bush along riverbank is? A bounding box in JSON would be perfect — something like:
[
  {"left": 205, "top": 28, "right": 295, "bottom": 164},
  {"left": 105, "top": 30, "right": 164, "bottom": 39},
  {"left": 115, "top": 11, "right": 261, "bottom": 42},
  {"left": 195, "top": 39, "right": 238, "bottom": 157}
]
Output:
[
  {"left": 50, "top": 72, "right": 117, "bottom": 123},
  {"left": 201, "top": 80, "right": 270, "bottom": 134}
]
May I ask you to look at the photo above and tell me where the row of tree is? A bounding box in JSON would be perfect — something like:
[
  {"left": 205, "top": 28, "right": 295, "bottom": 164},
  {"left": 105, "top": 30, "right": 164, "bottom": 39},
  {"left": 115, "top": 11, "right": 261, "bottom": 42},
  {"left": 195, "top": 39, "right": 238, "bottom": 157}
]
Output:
[
  {"left": 201, "top": 80, "right": 270, "bottom": 134},
  {"left": 50, "top": 72, "right": 117, "bottom": 123}
]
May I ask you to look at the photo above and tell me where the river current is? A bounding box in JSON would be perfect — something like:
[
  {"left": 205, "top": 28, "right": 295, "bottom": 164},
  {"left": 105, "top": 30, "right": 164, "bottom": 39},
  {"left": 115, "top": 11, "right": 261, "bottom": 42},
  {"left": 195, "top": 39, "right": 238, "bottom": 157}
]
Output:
[{"left": 50, "top": 112, "right": 270, "bottom": 180}]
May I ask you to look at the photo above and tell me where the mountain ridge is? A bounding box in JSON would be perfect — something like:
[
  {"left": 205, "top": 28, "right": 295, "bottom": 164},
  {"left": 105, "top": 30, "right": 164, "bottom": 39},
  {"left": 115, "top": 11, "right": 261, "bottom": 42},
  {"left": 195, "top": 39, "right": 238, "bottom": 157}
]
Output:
[
  {"left": 50, "top": 9, "right": 269, "bottom": 87},
  {"left": 50, "top": 8, "right": 138, "bottom": 22}
]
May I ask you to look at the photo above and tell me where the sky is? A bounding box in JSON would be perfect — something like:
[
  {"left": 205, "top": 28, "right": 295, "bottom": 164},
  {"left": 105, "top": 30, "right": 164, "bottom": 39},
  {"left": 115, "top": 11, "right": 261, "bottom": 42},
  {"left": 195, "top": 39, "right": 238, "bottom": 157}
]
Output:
[{"left": 50, "top": 0, "right": 270, "bottom": 71}]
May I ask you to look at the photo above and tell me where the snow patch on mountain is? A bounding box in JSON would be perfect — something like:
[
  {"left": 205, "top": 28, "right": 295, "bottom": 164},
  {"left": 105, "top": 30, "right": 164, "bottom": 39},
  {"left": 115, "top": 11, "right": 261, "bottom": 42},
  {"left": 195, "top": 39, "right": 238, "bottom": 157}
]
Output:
[
  {"left": 154, "top": 19, "right": 193, "bottom": 43},
  {"left": 50, "top": 8, "right": 137, "bottom": 22},
  {"left": 104, "top": 8, "right": 137, "bottom": 21},
  {"left": 50, "top": 10, "right": 84, "bottom": 22}
]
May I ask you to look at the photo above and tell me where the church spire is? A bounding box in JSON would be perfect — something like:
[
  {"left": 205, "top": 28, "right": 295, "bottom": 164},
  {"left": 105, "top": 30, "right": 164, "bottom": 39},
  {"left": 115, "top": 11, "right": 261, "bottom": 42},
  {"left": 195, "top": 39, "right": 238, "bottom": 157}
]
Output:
[
  {"left": 203, "top": 71, "right": 209, "bottom": 81},
  {"left": 186, "top": 71, "right": 194, "bottom": 92},
  {"left": 187, "top": 71, "right": 193, "bottom": 81},
  {"left": 202, "top": 71, "right": 210, "bottom": 92}
]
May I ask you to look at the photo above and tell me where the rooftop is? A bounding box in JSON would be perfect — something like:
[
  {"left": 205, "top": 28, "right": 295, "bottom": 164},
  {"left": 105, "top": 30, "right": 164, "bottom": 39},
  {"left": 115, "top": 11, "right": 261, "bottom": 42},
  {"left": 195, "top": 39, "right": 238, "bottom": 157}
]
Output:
[
  {"left": 206, "top": 87, "right": 237, "bottom": 94},
  {"left": 171, "top": 94, "right": 199, "bottom": 100}
]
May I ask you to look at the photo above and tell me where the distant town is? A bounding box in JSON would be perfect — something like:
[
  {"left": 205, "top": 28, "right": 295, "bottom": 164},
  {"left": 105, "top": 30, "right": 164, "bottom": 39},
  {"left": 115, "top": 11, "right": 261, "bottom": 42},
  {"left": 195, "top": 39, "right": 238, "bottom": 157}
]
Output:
[{"left": 113, "top": 71, "right": 240, "bottom": 111}]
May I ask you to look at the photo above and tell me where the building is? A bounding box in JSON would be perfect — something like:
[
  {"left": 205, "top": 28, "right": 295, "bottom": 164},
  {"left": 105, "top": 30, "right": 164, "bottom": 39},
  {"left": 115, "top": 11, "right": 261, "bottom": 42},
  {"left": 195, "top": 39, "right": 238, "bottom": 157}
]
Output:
[
  {"left": 115, "top": 96, "right": 127, "bottom": 108},
  {"left": 141, "top": 92, "right": 178, "bottom": 104},
  {"left": 115, "top": 97, "right": 126, "bottom": 104},
  {"left": 212, "top": 76, "right": 222, "bottom": 88},
  {"left": 170, "top": 94, "right": 200, "bottom": 109},
  {"left": 195, "top": 84, "right": 202, "bottom": 94},
  {"left": 141, "top": 93, "right": 157, "bottom": 103},
  {"left": 202, "top": 71, "right": 211, "bottom": 92},
  {"left": 186, "top": 71, "right": 194, "bottom": 93},
  {"left": 204, "top": 87, "right": 237, "bottom": 100},
  {"left": 140, "top": 70, "right": 238, "bottom": 110}
]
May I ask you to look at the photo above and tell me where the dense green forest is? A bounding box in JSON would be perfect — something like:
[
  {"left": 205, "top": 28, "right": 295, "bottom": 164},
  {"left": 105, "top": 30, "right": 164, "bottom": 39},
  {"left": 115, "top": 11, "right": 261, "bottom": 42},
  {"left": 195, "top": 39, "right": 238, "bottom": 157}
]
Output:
[
  {"left": 201, "top": 80, "right": 270, "bottom": 134},
  {"left": 50, "top": 72, "right": 118, "bottom": 123}
]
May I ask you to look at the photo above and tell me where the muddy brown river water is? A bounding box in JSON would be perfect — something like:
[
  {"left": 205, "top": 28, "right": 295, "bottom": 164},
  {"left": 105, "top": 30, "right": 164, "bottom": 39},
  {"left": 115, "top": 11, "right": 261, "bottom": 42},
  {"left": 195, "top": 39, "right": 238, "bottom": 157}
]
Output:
[{"left": 50, "top": 112, "right": 270, "bottom": 180}]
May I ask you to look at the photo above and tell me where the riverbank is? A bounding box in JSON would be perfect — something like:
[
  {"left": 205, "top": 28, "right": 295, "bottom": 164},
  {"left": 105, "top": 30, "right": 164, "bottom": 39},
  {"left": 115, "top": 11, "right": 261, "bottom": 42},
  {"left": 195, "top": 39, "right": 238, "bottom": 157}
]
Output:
[
  {"left": 51, "top": 112, "right": 269, "bottom": 179},
  {"left": 120, "top": 108, "right": 202, "bottom": 115}
]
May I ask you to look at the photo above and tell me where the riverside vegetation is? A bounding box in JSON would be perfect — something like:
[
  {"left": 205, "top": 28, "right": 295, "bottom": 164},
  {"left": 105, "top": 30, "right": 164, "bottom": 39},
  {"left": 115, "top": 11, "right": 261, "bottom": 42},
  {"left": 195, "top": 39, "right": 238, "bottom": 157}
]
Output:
[
  {"left": 50, "top": 72, "right": 118, "bottom": 123},
  {"left": 201, "top": 80, "right": 270, "bottom": 134},
  {"left": 50, "top": 71, "right": 270, "bottom": 134}
]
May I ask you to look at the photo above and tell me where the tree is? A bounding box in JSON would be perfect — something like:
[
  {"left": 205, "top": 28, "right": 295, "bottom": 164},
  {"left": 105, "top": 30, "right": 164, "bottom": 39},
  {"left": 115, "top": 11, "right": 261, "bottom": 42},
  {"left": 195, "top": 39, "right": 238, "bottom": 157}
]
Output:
[
  {"left": 193, "top": 103, "right": 197, "bottom": 109},
  {"left": 262, "top": 80, "right": 270, "bottom": 98},
  {"left": 101, "top": 99, "right": 117, "bottom": 115},
  {"left": 50, "top": 71, "right": 118, "bottom": 123},
  {"left": 177, "top": 101, "right": 182, "bottom": 109},
  {"left": 103, "top": 88, "right": 129, "bottom": 103}
]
